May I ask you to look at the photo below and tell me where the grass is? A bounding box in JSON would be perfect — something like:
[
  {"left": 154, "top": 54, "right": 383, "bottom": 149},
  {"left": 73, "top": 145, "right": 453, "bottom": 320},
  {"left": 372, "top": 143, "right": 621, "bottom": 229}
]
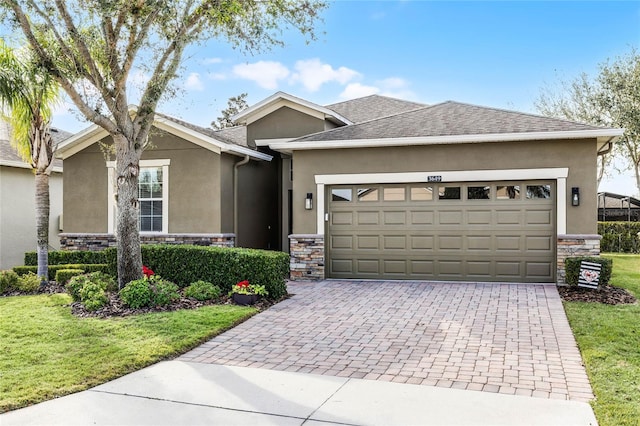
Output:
[
  {"left": 563, "top": 254, "right": 640, "bottom": 426},
  {"left": 0, "top": 293, "right": 256, "bottom": 412}
]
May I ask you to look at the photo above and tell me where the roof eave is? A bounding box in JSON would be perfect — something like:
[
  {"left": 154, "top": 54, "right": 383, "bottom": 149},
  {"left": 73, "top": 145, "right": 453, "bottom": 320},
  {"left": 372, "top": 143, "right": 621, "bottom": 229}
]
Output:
[{"left": 267, "top": 128, "right": 625, "bottom": 153}]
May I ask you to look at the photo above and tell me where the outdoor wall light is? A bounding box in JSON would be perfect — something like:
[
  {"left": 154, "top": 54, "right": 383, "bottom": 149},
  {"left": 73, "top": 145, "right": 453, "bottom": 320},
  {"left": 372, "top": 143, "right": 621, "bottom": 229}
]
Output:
[
  {"left": 572, "top": 187, "right": 580, "bottom": 206},
  {"left": 305, "top": 192, "right": 313, "bottom": 210}
]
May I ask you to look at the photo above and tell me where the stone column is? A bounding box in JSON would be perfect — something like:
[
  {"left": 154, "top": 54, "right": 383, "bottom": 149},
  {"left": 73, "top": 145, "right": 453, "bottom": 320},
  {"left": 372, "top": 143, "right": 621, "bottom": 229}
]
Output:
[{"left": 556, "top": 234, "right": 602, "bottom": 285}]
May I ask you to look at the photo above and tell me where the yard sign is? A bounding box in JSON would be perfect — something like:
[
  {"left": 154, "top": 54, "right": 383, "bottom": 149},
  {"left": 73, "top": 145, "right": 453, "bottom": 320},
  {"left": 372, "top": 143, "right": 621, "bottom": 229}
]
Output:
[{"left": 578, "top": 261, "right": 601, "bottom": 289}]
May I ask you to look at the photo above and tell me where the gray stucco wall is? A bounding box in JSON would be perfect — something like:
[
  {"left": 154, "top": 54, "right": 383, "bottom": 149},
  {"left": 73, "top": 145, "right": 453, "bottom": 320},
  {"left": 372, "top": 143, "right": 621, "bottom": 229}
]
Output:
[
  {"left": 292, "top": 138, "right": 598, "bottom": 235},
  {"left": 63, "top": 129, "right": 224, "bottom": 234},
  {"left": 0, "top": 167, "right": 63, "bottom": 269}
]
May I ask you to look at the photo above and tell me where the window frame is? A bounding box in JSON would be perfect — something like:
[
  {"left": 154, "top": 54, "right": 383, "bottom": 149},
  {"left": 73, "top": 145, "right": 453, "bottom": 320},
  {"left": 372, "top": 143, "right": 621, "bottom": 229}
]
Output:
[{"left": 107, "top": 159, "right": 170, "bottom": 234}]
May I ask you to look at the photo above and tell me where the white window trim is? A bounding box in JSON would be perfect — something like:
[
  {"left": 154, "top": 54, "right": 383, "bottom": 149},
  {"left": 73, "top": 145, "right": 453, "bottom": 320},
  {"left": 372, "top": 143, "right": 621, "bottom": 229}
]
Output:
[
  {"left": 107, "top": 159, "right": 171, "bottom": 234},
  {"left": 314, "top": 168, "right": 569, "bottom": 236}
]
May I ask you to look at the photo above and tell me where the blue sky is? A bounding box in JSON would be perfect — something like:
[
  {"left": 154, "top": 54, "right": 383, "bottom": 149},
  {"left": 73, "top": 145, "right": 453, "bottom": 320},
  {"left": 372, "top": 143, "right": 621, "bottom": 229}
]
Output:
[{"left": 49, "top": 0, "right": 640, "bottom": 194}]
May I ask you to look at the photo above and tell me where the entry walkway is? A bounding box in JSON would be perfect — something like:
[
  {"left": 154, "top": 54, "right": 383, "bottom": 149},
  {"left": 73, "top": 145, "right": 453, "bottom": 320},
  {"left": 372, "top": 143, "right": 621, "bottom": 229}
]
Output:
[{"left": 181, "top": 280, "right": 594, "bottom": 401}]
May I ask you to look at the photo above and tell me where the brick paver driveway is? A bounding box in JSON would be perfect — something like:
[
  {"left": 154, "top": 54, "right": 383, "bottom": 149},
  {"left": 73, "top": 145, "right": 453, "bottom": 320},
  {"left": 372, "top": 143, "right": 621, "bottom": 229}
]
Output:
[{"left": 180, "top": 281, "right": 593, "bottom": 402}]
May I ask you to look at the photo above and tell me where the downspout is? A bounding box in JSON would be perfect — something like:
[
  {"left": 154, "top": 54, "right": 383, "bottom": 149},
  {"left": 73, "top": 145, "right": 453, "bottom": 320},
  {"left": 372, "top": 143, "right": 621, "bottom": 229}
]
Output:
[{"left": 234, "top": 155, "right": 250, "bottom": 242}]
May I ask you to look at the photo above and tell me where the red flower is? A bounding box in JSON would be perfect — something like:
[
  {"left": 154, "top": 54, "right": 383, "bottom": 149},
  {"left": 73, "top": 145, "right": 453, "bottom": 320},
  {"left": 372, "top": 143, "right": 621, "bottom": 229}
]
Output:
[
  {"left": 142, "top": 265, "right": 155, "bottom": 278},
  {"left": 237, "top": 280, "right": 249, "bottom": 288}
]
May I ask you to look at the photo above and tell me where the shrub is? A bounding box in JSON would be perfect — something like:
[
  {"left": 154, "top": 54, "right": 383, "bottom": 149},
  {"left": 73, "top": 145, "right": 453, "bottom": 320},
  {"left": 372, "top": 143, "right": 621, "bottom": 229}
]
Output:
[
  {"left": 66, "top": 272, "right": 117, "bottom": 302},
  {"left": 13, "top": 264, "right": 109, "bottom": 281},
  {"left": 24, "top": 250, "right": 108, "bottom": 266},
  {"left": 79, "top": 281, "right": 108, "bottom": 311},
  {"left": 55, "top": 269, "right": 85, "bottom": 285},
  {"left": 151, "top": 278, "right": 180, "bottom": 306},
  {"left": 17, "top": 272, "right": 41, "bottom": 292},
  {"left": 565, "top": 256, "right": 613, "bottom": 287},
  {"left": 598, "top": 222, "right": 640, "bottom": 253},
  {"left": 119, "top": 279, "right": 153, "bottom": 308},
  {"left": 137, "top": 245, "right": 289, "bottom": 299},
  {"left": 0, "top": 270, "right": 20, "bottom": 293},
  {"left": 184, "top": 280, "right": 221, "bottom": 301}
]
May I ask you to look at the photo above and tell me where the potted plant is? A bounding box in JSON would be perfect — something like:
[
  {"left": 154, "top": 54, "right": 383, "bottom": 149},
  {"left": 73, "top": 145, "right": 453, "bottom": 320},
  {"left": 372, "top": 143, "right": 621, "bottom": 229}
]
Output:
[{"left": 229, "top": 280, "right": 268, "bottom": 306}]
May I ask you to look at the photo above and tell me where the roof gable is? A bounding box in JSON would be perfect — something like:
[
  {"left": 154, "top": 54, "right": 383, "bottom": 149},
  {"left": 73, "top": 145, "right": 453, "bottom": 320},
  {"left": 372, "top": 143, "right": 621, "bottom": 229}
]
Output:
[
  {"left": 56, "top": 109, "right": 270, "bottom": 161},
  {"left": 232, "top": 91, "right": 353, "bottom": 126}
]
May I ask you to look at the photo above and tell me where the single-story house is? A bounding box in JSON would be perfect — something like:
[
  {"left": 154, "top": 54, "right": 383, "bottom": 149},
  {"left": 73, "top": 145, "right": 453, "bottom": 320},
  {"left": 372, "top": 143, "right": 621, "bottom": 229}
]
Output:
[
  {"left": 0, "top": 121, "right": 69, "bottom": 269},
  {"left": 56, "top": 92, "right": 623, "bottom": 284},
  {"left": 597, "top": 192, "right": 640, "bottom": 222}
]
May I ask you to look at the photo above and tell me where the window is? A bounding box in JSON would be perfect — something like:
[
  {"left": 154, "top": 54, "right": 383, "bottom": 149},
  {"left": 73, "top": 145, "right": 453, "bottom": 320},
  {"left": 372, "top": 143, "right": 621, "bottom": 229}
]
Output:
[
  {"left": 467, "top": 186, "right": 490, "bottom": 200},
  {"left": 357, "top": 187, "right": 379, "bottom": 201},
  {"left": 383, "top": 187, "right": 405, "bottom": 201},
  {"left": 107, "top": 159, "right": 170, "bottom": 234},
  {"left": 497, "top": 185, "right": 520, "bottom": 200},
  {"left": 439, "top": 186, "right": 461, "bottom": 200},
  {"left": 411, "top": 186, "right": 433, "bottom": 201},
  {"left": 331, "top": 188, "right": 352, "bottom": 202},
  {"left": 526, "top": 185, "right": 552, "bottom": 199},
  {"left": 139, "top": 167, "right": 163, "bottom": 232}
]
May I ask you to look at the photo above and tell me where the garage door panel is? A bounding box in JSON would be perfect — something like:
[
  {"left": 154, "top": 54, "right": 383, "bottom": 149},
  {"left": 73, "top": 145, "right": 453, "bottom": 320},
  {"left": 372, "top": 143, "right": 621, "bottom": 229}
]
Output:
[
  {"left": 357, "top": 235, "right": 379, "bottom": 250},
  {"left": 526, "top": 210, "right": 553, "bottom": 225},
  {"left": 467, "top": 210, "right": 492, "bottom": 225},
  {"left": 384, "top": 235, "right": 407, "bottom": 250},
  {"left": 411, "top": 211, "right": 435, "bottom": 225},
  {"left": 357, "top": 211, "right": 380, "bottom": 225},
  {"left": 384, "top": 211, "right": 406, "bottom": 225},
  {"left": 439, "top": 211, "right": 463, "bottom": 225},
  {"left": 331, "top": 235, "right": 353, "bottom": 250},
  {"left": 327, "top": 181, "right": 554, "bottom": 282}
]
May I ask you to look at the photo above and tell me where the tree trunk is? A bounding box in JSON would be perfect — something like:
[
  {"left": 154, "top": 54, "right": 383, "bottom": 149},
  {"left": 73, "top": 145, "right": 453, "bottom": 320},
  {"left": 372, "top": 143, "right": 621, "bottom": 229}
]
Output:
[
  {"left": 113, "top": 133, "right": 143, "bottom": 289},
  {"left": 35, "top": 171, "right": 49, "bottom": 285}
]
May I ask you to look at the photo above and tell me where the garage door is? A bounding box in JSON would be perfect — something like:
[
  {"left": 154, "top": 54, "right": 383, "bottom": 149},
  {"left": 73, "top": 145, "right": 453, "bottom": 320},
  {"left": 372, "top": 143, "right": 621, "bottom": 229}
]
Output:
[{"left": 326, "top": 181, "right": 555, "bottom": 282}]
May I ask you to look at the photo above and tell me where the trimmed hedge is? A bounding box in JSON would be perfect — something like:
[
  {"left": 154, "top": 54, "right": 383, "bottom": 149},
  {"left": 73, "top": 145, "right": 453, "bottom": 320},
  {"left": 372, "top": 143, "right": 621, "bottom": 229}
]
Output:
[
  {"left": 55, "top": 269, "right": 85, "bottom": 285},
  {"left": 13, "top": 264, "right": 109, "bottom": 281},
  {"left": 565, "top": 256, "right": 613, "bottom": 287},
  {"left": 137, "top": 245, "right": 289, "bottom": 299},
  {"left": 598, "top": 221, "right": 640, "bottom": 253},
  {"left": 24, "top": 250, "right": 108, "bottom": 266}
]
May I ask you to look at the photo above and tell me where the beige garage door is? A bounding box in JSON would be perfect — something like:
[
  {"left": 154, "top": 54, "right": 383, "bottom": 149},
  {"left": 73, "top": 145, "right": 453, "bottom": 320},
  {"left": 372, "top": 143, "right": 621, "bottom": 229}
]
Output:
[{"left": 327, "top": 181, "right": 555, "bottom": 282}]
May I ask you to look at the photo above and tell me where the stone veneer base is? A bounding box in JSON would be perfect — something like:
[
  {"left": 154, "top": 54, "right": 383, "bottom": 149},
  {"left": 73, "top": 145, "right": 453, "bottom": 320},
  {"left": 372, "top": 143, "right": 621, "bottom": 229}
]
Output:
[
  {"left": 556, "top": 234, "right": 602, "bottom": 286},
  {"left": 59, "top": 233, "right": 236, "bottom": 251}
]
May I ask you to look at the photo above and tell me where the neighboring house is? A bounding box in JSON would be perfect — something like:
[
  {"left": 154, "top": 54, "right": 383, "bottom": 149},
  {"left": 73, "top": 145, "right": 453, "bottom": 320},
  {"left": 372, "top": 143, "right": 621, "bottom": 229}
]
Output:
[
  {"left": 56, "top": 92, "right": 623, "bottom": 284},
  {"left": 0, "top": 121, "right": 69, "bottom": 269},
  {"left": 598, "top": 192, "right": 640, "bottom": 222}
]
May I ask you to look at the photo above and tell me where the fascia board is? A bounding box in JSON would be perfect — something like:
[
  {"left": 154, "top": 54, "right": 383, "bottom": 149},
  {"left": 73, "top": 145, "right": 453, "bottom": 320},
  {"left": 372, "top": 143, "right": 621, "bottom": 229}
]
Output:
[
  {"left": 268, "top": 128, "right": 626, "bottom": 152},
  {"left": 0, "top": 160, "right": 62, "bottom": 173},
  {"left": 255, "top": 138, "right": 294, "bottom": 147},
  {"left": 55, "top": 125, "right": 108, "bottom": 159}
]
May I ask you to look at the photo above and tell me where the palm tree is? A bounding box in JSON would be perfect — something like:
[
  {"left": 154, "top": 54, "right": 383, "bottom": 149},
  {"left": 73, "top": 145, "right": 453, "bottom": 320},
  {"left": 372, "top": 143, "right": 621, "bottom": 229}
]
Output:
[{"left": 0, "top": 40, "right": 59, "bottom": 284}]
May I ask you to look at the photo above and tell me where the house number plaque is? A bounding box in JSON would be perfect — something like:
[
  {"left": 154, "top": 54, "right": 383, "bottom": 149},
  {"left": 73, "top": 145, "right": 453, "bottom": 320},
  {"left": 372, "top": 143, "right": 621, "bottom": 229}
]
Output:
[{"left": 427, "top": 175, "right": 442, "bottom": 182}]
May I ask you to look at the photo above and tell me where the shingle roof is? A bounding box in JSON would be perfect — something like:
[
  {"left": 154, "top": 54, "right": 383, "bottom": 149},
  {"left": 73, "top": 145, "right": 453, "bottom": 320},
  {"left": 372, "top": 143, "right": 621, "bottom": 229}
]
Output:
[
  {"left": 325, "top": 95, "right": 425, "bottom": 124},
  {"left": 295, "top": 101, "right": 608, "bottom": 142},
  {"left": 155, "top": 113, "right": 249, "bottom": 148},
  {"left": 0, "top": 120, "right": 71, "bottom": 168}
]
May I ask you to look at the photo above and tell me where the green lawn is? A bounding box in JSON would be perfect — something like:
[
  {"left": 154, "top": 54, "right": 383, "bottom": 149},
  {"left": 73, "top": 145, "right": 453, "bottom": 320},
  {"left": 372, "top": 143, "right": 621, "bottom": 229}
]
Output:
[
  {"left": 0, "top": 293, "right": 256, "bottom": 412},
  {"left": 563, "top": 254, "right": 640, "bottom": 426}
]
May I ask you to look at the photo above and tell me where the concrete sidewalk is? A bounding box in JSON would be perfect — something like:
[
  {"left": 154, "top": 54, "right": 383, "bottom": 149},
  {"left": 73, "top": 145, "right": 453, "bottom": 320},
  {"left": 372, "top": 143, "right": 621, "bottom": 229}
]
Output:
[{"left": 1, "top": 360, "right": 597, "bottom": 425}]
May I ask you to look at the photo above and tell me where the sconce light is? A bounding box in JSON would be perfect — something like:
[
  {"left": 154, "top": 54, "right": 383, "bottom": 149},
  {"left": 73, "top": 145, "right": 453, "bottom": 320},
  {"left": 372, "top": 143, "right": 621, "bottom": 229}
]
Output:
[
  {"left": 571, "top": 187, "right": 580, "bottom": 206},
  {"left": 305, "top": 192, "right": 313, "bottom": 210}
]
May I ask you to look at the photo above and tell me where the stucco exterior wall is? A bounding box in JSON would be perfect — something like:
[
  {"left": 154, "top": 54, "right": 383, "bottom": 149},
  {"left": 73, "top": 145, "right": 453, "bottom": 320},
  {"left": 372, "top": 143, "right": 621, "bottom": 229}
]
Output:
[
  {"left": 0, "top": 167, "right": 63, "bottom": 269},
  {"left": 246, "top": 106, "right": 326, "bottom": 148},
  {"left": 291, "top": 138, "right": 598, "bottom": 235},
  {"left": 63, "top": 130, "right": 224, "bottom": 234}
]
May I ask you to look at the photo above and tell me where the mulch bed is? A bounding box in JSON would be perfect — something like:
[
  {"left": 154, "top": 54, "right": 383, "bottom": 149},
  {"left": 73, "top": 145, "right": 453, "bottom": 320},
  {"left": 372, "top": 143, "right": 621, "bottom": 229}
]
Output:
[
  {"left": 2, "top": 282, "right": 279, "bottom": 319},
  {"left": 558, "top": 285, "right": 637, "bottom": 305}
]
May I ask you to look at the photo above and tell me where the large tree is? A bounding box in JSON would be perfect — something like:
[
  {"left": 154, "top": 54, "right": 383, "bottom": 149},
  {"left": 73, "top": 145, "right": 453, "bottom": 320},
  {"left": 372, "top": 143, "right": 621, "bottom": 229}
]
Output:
[
  {"left": 536, "top": 49, "right": 640, "bottom": 193},
  {"left": 1, "top": 0, "right": 327, "bottom": 288},
  {"left": 0, "top": 40, "right": 59, "bottom": 284}
]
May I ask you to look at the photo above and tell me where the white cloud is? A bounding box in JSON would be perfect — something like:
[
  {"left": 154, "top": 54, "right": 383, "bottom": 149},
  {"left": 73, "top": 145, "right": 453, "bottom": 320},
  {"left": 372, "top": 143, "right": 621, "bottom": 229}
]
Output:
[
  {"left": 233, "top": 61, "right": 290, "bottom": 90},
  {"left": 339, "top": 83, "right": 380, "bottom": 100},
  {"left": 203, "top": 57, "right": 223, "bottom": 64},
  {"left": 292, "top": 59, "right": 360, "bottom": 92},
  {"left": 185, "top": 72, "right": 205, "bottom": 91},
  {"left": 377, "top": 77, "right": 416, "bottom": 99},
  {"left": 208, "top": 72, "right": 227, "bottom": 80}
]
